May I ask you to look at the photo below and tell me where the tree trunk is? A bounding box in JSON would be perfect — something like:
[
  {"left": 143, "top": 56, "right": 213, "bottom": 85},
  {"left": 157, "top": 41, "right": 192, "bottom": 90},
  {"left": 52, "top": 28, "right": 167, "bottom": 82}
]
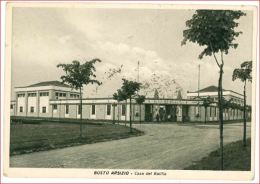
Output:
[
  {"left": 243, "top": 81, "right": 247, "bottom": 147},
  {"left": 129, "top": 96, "right": 132, "bottom": 133},
  {"left": 113, "top": 104, "right": 115, "bottom": 124},
  {"left": 204, "top": 106, "right": 207, "bottom": 124},
  {"left": 139, "top": 104, "right": 141, "bottom": 124},
  {"left": 118, "top": 102, "right": 120, "bottom": 124},
  {"left": 218, "top": 64, "right": 224, "bottom": 170},
  {"left": 80, "top": 87, "right": 83, "bottom": 139},
  {"left": 125, "top": 101, "right": 127, "bottom": 127}
]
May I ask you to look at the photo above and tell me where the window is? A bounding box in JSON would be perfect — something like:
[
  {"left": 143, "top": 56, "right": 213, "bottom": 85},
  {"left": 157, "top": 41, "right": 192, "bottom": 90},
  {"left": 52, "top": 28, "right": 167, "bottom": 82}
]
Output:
[
  {"left": 19, "top": 106, "right": 23, "bottom": 112},
  {"left": 70, "top": 94, "right": 79, "bottom": 98},
  {"left": 30, "top": 106, "right": 34, "bottom": 113},
  {"left": 65, "top": 105, "right": 69, "bottom": 114},
  {"left": 78, "top": 105, "right": 81, "bottom": 115},
  {"left": 10, "top": 104, "right": 13, "bottom": 109},
  {"left": 40, "top": 92, "right": 49, "bottom": 96},
  {"left": 53, "top": 104, "right": 57, "bottom": 110},
  {"left": 28, "top": 93, "right": 36, "bottom": 97},
  {"left": 107, "top": 104, "right": 111, "bottom": 115},
  {"left": 42, "top": 107, "right": 46, "bottom": 113},
  {"left": 17, "top": 93, "right": 25, "bottom": 97},
  {"left": 122, "top": 104, "right": 126, "bottom": 116},
  {"left": 63, "top": 93, "right": 66, "bottom": 97},
  {"left": 91, "top": 105, "right": 95, "bottom": 115}
]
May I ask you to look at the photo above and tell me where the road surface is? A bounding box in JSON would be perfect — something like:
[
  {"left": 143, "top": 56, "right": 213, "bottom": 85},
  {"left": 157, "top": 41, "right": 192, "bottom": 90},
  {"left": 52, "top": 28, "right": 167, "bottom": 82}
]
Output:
[{"left": 10, "top": 122, "right": 251, "bottom": 169}]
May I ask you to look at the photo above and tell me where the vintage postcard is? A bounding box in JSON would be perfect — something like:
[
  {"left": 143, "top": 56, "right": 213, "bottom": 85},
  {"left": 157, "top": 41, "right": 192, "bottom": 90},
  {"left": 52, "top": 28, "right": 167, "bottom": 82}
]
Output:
[{"left": 3, "top": 2, "right": 258, "bottom": 181}]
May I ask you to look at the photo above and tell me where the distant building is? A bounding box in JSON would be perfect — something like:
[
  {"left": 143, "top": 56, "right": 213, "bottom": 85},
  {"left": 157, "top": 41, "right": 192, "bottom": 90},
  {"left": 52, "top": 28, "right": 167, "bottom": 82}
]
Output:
[
  {"left": 11, "top": 81, "right": 80, "bottom": 117},
  {"left": 187, "top": 85, "right": 244, "bottom": 105},
  {"left": 10, "top": 82, "right": 247, "bottom": 123},
  {"left": 187, "top": 85, "right": 247, "bottom": 121}
]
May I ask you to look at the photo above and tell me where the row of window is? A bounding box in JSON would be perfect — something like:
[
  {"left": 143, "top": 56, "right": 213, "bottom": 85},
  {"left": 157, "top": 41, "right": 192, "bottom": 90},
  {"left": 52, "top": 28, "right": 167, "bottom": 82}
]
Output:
[
  {"left": 62, "top": 104, "right": 126, "bottom": 116},
  {"left": 28, "top": 93, "right": 37, "bottom": 97},
  {"left": 18, "top": 92, "right": 79, "bottom": 98},
  {"left": 17, "top": 93, "right": 25, "bottom": 97},
  {"left": 55, "top": 92, "right": 66, "bottom": 97},
  {"left": 40, "top": 92, "right": 49, "bottom": 96},
  {"left": 19, "top": 106, "right": 47, "bottom": 113},
  {"left": 16, "top": 104, "right": 127, "bottom": 116},
  {"left": 70, "top": 94, "right": 80, "bottom": 98},
  {"left": 195, "top": 106, "right": 244, "bottom": 118},
  {"left": 18, "top": 92, "right": 49, "bottom": 97}
]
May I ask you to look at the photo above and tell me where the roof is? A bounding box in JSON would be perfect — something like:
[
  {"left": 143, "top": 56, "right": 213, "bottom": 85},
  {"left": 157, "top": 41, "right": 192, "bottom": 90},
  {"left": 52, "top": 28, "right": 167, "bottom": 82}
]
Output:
[
  {"left": 17, "top": 81, "right": 71, "bottom": 88},
  {"left": 188, "top": 85, "right": 243, "bottom": 97},
  {"left": 196, "top": 85, "right": 226, "bottom": 93}
]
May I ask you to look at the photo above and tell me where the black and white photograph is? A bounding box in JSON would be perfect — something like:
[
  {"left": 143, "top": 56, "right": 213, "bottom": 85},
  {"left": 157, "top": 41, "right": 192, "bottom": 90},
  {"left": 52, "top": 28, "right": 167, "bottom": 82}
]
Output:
[{"left": 3, "top": 2, "right": 258, "bottom": 181}]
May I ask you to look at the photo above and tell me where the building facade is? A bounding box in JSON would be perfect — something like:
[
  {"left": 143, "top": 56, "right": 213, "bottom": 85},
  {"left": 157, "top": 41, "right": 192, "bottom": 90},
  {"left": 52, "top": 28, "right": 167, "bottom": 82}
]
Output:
[
  {"left": 10, "top": 82, "right": 248, "bottom": 123},
  {"left": 187, "top": 85, "right": 249, "bottom": 121}
]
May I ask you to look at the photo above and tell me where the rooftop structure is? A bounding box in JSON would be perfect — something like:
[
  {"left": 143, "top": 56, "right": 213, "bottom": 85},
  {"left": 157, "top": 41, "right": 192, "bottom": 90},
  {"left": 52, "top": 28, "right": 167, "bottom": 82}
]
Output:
[{"left": 187, "top": 85, "right": 244, "bottom": 105}]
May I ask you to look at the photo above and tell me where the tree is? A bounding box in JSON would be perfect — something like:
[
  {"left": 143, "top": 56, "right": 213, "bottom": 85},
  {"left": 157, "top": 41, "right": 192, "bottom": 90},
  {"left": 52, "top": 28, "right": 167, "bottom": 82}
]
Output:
[
  {"left": 135, "top": 95, "right": 146, "bottom": 124},
  {"left": 57, "top": 59, "right": 102, "bottom": 138},
  {"left": 113, "top": 88, "right": 128, "bottom": 125},
  {"left": 202, "top": 96, "right": 214, "bottom": 124},
  {"left": 232, "top": 61, "right": 252, "bottom": 147},
  {"left": 222, "top": 98, "right": 233, "bottom": 121},
  {"left": 182, "top": 10, "right": 245, "bottom": 170},
  {"left": 113, "top": 79, "right": 141, "bottom": 133}
]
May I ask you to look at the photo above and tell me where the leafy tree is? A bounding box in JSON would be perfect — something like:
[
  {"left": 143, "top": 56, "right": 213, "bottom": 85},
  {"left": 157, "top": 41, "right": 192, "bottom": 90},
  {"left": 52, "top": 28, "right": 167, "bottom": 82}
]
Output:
[
  {"left": 113, "top": 89, "right": 127, "bottom": 124},
  {"left": 222, "top": 98, "right": 233, "bottom": 120},
  {"left": 182, "top": 10, "right": 245, "bottom": 170},
  {"left": 229, "top": 102, "right": 237, "bottom": 120},
  {"left": 202, "top": 96, "right": 214, "bottom": 124},
  {"left": 57, "top": 59, "right": 102, "bottom": 138},
  {"left": 232, "top": 61, "right": 252, "bottom": 146},
  {"left": 113, "top": 79, "right": 141, "bottom": 133},
  {"left": 135, "top": 95, "right": 146, "bottom": 124}
]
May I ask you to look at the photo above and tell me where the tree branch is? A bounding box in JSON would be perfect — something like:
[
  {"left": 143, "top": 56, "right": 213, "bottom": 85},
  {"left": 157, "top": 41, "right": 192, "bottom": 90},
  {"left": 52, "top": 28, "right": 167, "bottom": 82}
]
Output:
[{"left": 209, "top": 42, "right": 220, "bottom": 68}]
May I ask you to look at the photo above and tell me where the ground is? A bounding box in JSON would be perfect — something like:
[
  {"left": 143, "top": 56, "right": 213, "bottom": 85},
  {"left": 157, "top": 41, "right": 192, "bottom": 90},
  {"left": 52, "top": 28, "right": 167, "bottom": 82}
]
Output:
[
  {"left": 185, "top": 138, "right": 251, "bottom": 170},
  {"left": 10, "top": 122, "right": 142, "bottom": 155},
  {"left": 10, "top": 121, "right": 251, "bottom": 169}
]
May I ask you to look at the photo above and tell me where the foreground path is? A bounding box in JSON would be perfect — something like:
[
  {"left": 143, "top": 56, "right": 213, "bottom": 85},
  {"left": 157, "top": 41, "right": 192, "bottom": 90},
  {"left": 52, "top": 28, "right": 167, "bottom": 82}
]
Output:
[{"left": 10, "top": 122, "right": 251, "bottom": 169}]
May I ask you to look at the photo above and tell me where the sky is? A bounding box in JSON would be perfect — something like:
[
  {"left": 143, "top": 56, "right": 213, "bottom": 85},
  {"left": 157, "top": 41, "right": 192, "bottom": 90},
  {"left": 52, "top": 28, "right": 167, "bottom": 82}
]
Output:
[{"left": 11, "top": 6, "right": 254, "bottom": 102}]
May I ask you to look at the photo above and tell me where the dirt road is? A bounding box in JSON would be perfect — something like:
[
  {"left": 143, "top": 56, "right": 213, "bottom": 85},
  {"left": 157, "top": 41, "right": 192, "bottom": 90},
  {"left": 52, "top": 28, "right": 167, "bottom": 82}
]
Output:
[{"left": 10, "top": 122, "right": 251, "bottom": 169}]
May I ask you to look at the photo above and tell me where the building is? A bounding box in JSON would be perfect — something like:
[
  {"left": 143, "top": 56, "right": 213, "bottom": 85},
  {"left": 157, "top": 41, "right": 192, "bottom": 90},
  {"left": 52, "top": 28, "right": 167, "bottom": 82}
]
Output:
[
  {"left": 11, "top": 81, "right": 80, "bottom": 117},
  {"left": 10, "top": 82, "right": 247, "bottom": 123},
  {"left": 187, "top": 85, "right": 247, "bottom": 121}
]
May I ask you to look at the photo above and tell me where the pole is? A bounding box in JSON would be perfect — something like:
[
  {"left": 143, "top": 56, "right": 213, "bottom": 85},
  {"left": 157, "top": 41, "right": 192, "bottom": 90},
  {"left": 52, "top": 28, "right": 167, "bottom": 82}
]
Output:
[
  {"left": 243, "top": 81, "right": 247, "bottom": 147},
  {"left": 198, "top": 64, "right": 200, "bottom": 98},
  {"left": 197, "top": 64, "right": 201, "bottom": 121},
  {"left": 137, "top": 60, "right": 140, "bottom": 83},
  {"left": 80, "top": 87, "right": 83, "bottom": 138}
]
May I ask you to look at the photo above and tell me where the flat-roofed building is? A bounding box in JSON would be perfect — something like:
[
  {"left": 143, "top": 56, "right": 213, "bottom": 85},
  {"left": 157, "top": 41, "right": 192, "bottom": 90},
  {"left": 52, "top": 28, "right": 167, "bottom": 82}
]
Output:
[
  {"left": 14, "top": 81, "right": 80, "bottom": 118},
  {"left": 187, "top": 85, "right": 246, "bottom": 121},
  {"left": 11, "top": 82, "right": 248, "bottom": 123}
]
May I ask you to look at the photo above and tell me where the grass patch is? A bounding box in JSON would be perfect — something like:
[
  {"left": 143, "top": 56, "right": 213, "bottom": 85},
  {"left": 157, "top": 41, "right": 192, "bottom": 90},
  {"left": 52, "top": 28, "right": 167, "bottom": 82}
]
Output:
[
  {"left": 185, "top": 139, "right": 251, "bottom": 171},
  {"left": 10, "top": 122, "right": 143, "bottom": 156}
]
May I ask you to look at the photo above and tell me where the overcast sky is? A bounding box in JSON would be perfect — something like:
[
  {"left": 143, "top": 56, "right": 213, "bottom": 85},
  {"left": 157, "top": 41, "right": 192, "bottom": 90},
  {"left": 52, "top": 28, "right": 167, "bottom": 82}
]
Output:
[{"left": 11, "top": 7, "right": 254, "bottom": 102}]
